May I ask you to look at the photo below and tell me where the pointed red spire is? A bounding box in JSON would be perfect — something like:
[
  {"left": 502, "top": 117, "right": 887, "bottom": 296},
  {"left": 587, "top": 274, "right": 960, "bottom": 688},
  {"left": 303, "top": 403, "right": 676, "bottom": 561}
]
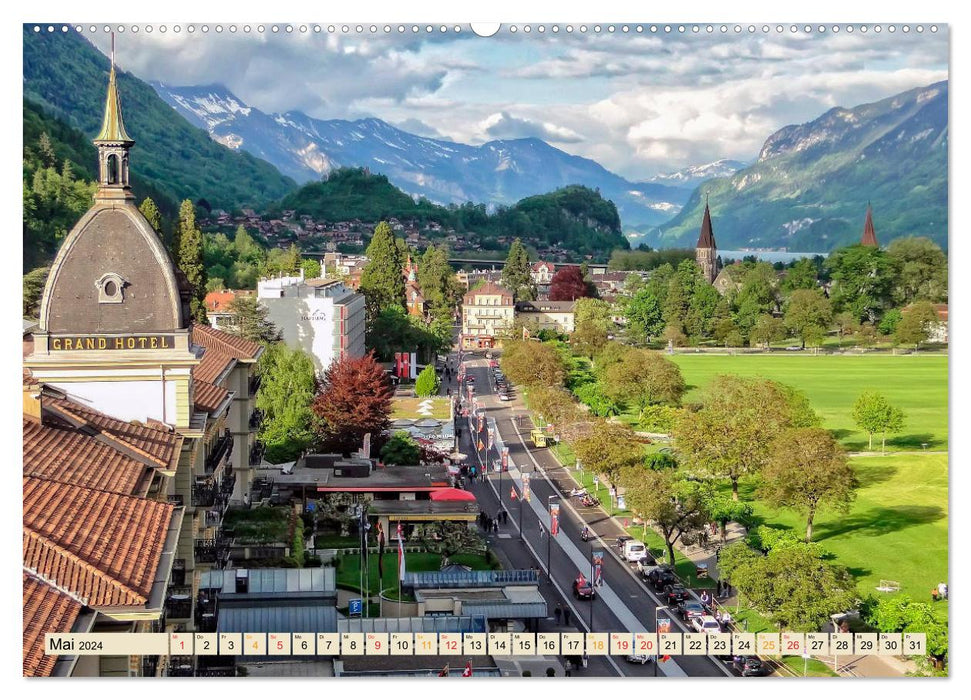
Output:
[
  {"left": 861, "top": 204, "right": 878, "bottom": 247},
  {"left": 696, "top": 199, "right": 716, "bottom": 249}
]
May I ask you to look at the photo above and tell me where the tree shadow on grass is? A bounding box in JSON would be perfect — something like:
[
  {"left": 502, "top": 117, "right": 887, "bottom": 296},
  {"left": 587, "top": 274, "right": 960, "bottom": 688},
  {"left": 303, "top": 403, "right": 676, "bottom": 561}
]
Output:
[
  {"left": 813, "top": 505, "right": 945, "bottom": 542},
  {"left": 891, "top": 433, "right": 943, "bottom": 450},
  {"left": 854, "top": 463, "right": 897, "bottom": 488},
  {"left": 831, "top": 429, "right": 855, "bottom": 441}
]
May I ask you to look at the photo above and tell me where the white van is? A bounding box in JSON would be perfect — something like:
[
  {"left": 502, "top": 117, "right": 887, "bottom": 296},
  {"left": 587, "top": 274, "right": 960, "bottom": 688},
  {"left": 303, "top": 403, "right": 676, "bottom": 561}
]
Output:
[{"left": 623, "top": 539, "right": 647, "bottom": 562}]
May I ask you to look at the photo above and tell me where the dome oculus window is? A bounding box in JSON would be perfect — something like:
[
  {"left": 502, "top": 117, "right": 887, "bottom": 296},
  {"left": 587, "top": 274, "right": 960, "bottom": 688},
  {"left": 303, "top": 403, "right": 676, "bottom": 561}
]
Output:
[{"left": 96, "top": 273, "right": 127, "bottom": 304}]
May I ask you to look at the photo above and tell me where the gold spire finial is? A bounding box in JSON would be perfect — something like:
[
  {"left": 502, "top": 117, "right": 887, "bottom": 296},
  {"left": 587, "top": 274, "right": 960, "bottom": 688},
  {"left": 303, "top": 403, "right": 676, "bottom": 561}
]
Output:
[{"left": 94, "top": 32, "right": 133, "bottom": 144}]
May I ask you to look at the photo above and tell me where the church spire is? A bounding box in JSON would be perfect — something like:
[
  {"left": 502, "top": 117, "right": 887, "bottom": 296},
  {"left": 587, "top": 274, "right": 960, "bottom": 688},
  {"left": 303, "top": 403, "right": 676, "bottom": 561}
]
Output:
[
  {"left": 861, "top": 203, "right": 879, "bottom": 247},
  {"left": 696, "top": 199, "right": 716, "bottom": 249},
  {"left": 94, "top": 34, "right": 134, "bottom": 200}
]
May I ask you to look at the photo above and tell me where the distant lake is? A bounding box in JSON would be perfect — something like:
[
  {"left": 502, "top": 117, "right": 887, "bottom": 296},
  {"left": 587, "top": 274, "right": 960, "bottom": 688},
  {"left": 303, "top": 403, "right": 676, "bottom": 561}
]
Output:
[{"left": 719, "top": 249, "right": 824, "bottom": 263}]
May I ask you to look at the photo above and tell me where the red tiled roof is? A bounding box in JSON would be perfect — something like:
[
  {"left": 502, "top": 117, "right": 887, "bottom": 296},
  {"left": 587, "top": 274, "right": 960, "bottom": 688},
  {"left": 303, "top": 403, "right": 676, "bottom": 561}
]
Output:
[
  {"left": 204, "top": 290, "right": 238, "bottom": 313},
  {"left": 23, "top": 477, "right": 174, "bottom": 608},
  {"left": 44, "top": 396, "right": 182, "bottom": 469},
  {"left": 23, "top": 573, "right": 82, "bottom": 677},
  {"left": 194, "top": 380, "right": 231, "bottom": 415},
  {"left": 192, "top": 348, "right": 236, "bottom": 384},
  {"left": 23, "top": 417, "right": 153, "bottom": 496},
  {"left": 192, "top": 323, "right": 262, "bottom": 361},
  {"left": 463, "top": 281, "right": 514, "bottom": 304}
]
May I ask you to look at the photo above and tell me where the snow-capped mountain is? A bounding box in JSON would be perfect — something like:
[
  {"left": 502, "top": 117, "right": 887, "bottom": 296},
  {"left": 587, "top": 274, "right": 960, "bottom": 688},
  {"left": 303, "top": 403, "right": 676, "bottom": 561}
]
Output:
[
  {"left": 650, "top": 159, "right": 747, "bottom": 187},
  {"left": 151, "top": 82, "right": 690, "bottom": 229}
]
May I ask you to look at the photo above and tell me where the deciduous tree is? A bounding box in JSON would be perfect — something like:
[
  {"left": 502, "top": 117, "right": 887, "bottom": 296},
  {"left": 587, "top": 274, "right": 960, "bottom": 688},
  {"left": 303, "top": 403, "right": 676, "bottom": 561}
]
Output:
[
  {"left": 620, "top": 467, "right": 711, "bottom": 566},
  {"left": 886, "top": 237, "right": 948, "bottom": 306},
  {"left": 851, "top": 391, "right": 905, "bottom": 452},
  {"left": 599, "top": 347, "right": 685, "bottom": 418},
  {"left": 574, "top": 421, "right": 643, "bottom": 484},
  {"left": 673, "top": 375, "right": 812, "bottom": 500},
  {"left": 750, "top": 314, "right": 786, "bottom": 349},
  {"left": 784, "top": 288, "right": 832, "bottom": 349},
  {"left": 894, "top": 301, "right": 940, "bottom": 349},
  {"left": 549, "top": 266, "right": 590, "bottom": 301},
  {"left": 380, "top": 431, "right": 421, "bottom": 466},
  {"left": 499, "top": 339, "right": 566, "bottom": 388},
  {"left": 255, "top": 344, "right": 318, "bottom": 463},
  {"left": 313, "top": 352, "right": 395, "bottom": 454},
  {"left": 759, "top": 427, "right": 857, "bottom": 542}
]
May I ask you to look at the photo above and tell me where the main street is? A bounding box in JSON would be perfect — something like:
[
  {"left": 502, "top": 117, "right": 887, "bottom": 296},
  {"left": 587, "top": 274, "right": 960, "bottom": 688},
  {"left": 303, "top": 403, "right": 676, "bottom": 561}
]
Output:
[{"left": 448, "top": 350, "right": 731, "bottom": 678}]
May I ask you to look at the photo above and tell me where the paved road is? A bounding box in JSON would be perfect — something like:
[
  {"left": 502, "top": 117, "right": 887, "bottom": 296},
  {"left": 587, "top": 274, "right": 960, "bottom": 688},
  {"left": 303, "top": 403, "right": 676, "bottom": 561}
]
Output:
[{"left": 451, "top": 352, "right": 732, "bottom": 679}]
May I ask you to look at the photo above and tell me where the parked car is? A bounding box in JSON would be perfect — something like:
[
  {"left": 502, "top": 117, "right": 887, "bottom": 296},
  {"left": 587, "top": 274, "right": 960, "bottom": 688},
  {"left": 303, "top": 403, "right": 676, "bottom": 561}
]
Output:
[
  {"left": 573, "top": 577, "right": 596, "bottom": 600},
  {"left": 662, "top": 583, "right": 688, "bottom": 605},
  {"left": 498, "top": 392, "right": 511, "bottom": 402},
  {"left": 732, "top": 655, "right": 769, "bottom": 677},
  {"left": 466, "top": 375, "right": 476, "bottom": 384},
  {"left": 635, "top": 555, "right": 658, "bottom": 577},
  {"left": 623, "top": 539, "right": 647, "bottom": 563},
  {"left": 647, "top": 565, "right": 678, "bottom": 590},
  {"left": 678, "top": 600, "right": 706, "bottom": 623},
  {"left": 625, "top": 653, "right": 655, "bottom": 664},
  {"left": 692, "top": 615, "right": 722, "bottom": 634}
]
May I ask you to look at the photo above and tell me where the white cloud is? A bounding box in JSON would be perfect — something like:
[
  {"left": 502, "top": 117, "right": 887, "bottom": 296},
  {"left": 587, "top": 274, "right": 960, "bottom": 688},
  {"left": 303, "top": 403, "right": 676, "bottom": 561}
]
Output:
[{"left": 87, "top": 27, "right": 948, "bottom": 180}]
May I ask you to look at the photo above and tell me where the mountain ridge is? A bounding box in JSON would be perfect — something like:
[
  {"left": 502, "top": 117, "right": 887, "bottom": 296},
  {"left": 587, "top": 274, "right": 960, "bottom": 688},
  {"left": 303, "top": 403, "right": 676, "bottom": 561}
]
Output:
[
  {"left": 654, "top": 81, "right": 948, "bottom": 252},
  {"left": 151, "top": 81, "right": 692, "bottom": 230}
]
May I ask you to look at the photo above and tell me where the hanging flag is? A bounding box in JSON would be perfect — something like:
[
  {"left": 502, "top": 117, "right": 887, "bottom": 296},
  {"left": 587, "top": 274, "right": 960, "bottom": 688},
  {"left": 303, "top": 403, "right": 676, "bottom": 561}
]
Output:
[
  {"left": 487, "top": 427, "right": 495, "bottom": 449},
  {"left": 477, "top": 439, "right": 485, "bottom": 451},
  {"left": 661, "top": 655, "right": 671, "bottom": 663},
  {"left": 397, "top": 522, "right": 406, "bottom": 582},
  {"left": 510, "top": 486, "right": 517, "bottom": 500},
  {"left": 362, "top": 432, "right": 371, "bottom": 459},
  {"left": 477, "top": 413, "right": 484, "bottom": 432},
  {"left": 592, "top": 550, "right": 604, "bottom": 587},
  {"left": 501, "top": 446, "right": 509, "bottom": 470},
  {"left": 438, "top": 664, "right": 450, "bottom": 677},
  {"left": 462, "top": 661, "right": 473, "bottom": 677},
  {"left": 522, "top": 473, "right": 531, "bottom": 502},
  {"left": 550, "top": 501, "right": 560, "bottom": 536}
]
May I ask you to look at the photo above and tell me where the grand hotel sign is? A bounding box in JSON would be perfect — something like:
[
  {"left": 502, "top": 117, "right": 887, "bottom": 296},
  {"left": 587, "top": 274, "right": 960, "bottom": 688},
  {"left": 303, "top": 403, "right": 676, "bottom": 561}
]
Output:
[{"left": 50, "top": 334, "right": 177, "bottom": 351}]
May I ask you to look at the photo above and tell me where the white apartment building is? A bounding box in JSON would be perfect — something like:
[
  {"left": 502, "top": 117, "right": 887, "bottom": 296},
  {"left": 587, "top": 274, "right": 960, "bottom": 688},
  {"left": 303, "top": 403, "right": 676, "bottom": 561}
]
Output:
[
  {"left": 461, "top": 281, "right": 515, "bottom": 350},
  {"left": 257, "top": 271, "right": 366, "bottom": 373}
]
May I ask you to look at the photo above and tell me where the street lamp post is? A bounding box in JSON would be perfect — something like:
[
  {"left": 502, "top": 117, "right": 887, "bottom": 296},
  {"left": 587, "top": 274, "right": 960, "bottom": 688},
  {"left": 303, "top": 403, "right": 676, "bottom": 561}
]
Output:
[
  {"left": 589, "top": 543, "right": 595, "bottom": 632},
  {"left": 546, "top": 495, "right": 557, "bottom": 581}
]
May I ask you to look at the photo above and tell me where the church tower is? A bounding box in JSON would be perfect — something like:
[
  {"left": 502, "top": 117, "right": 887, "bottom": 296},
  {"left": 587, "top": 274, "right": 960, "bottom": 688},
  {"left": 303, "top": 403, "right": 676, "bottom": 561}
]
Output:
[
  {"left": 696, "top": 198, "right": 719, "bottom": 284},
  {"left": 861, "top": 204, "right": 879, "bottom": 247},
  {"left": 26, "top": 45, "right": 198, "bottom": 429}
]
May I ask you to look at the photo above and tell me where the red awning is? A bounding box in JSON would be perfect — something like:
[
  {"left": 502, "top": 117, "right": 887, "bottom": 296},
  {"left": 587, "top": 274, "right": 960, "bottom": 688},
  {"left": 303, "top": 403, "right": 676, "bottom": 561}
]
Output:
[{"left": 429, "top": 488, "right": 477, "bottom": 502}]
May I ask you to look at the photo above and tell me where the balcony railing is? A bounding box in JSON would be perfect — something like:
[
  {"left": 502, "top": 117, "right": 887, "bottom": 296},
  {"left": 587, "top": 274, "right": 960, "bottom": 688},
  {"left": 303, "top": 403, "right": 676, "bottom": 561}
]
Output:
[
  {"left": 249, "top": 373, "right": 262, "bottom": 397},
  {"left": 141, "top": 655, "right": 161, "bottom": 678},
  {"left": 166, "top": 656, "right": 195, "bottom": 677},
  {"left": 165, "top": 585, "right": 193, "bottom": 619},
  {"left": 192, "top": 481, "right": 217, "bottom": 508},
  {"left": 194, "top": 538, "right": 232, "bottom": 565},
  {"left": 249, "top": 441, "right": 266, "bottom": 467},
  {"left": 205, "top": 431, "right": 234, "bottom": 475},
  {"left": 249, "top": 408, "right": 263, "bottom": 430}
]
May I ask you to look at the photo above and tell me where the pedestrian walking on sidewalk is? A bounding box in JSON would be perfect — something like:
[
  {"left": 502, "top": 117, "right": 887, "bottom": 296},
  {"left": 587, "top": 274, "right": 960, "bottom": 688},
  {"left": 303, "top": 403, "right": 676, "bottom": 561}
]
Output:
[
  {"left": 563, "top": 607, "right": 571, "bottom": 626},
  {"left": 539, "top": 524, "right": 545, "bottom": 538},
  {"left": 554, "top": 603, "right": 562, "bottom": 625},
  {"left": 493, "top": 519, "right": 499, "bottom": 534}
]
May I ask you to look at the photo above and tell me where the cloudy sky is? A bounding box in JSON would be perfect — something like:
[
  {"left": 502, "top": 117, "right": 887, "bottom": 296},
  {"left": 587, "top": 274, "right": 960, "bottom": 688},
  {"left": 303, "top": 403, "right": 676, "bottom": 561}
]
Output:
[{"left": 91, "top": 25, "right": 948, "bottom": 180}]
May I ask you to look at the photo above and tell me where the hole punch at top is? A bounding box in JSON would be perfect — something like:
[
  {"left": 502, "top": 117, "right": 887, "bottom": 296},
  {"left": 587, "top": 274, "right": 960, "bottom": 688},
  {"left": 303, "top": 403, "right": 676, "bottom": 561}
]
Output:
[{"left": 471, "top": 23, "right": 501, "bottom": 37}]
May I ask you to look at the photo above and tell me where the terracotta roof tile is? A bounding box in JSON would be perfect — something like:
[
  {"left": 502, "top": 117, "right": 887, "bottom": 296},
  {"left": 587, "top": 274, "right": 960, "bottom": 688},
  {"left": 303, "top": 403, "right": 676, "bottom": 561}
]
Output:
[
  {"left": 23, "top": 417, "right": 153, "bottom": 495},
  {"left": 192, "top": 323, "right": 262, "bottom": 361},
  {"left": 194, "top": 380, "right": 231, "bottom": 415},
  {"left": 45, "top": 396, "right": 182, "bottom": 468},
  {"left": 22, "top": 573, "right": 82, "bottom": 677},
  {"left": 23, "top": 477, "right": 174, "bottom": 608},
  {"left": 463, "top": 281, "right": 514, "bottom": 304},
  {"left": 204, "top": 290, "right": 239, "bottom": 313},
  {"left": 192, "top": 348, "right": 236, "bottom": 384}
]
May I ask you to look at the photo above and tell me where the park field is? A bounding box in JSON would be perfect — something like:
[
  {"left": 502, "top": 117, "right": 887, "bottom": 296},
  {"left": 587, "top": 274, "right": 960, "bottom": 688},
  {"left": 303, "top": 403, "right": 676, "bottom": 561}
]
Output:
[
  {"left": 671, "top": 354, "right": 948, "bottom": 451},
  {"left": 738, "top": 452, "right": 949, "bottom": 606}
]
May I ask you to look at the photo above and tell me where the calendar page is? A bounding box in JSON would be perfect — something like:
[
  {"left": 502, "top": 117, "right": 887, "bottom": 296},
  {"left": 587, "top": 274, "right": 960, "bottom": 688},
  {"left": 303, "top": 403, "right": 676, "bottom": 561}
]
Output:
[{"left": 20, "top": 12, "right": 949, "bottom": 684}]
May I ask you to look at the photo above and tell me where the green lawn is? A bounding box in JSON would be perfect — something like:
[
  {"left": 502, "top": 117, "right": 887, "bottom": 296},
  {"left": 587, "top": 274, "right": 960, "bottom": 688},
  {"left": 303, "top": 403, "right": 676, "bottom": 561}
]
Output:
[
  {"left": 392, "top": 396, "right": 452, "bottom": 420},
  {"left": 737, "top": 452, "right": 948, "bottom": 609},
  {"left": 671, "top": 354, "right": 948, "bottom": 451},
  {"left": 781, "top": 656, "right": 839, "bottom": 677}
]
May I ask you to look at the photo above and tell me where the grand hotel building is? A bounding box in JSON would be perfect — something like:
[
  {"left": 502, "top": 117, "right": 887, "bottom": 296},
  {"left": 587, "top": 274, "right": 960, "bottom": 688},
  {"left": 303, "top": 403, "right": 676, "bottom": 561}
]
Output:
[{"left": 23, "top": 55, "right": 263, "bottom": 676}]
